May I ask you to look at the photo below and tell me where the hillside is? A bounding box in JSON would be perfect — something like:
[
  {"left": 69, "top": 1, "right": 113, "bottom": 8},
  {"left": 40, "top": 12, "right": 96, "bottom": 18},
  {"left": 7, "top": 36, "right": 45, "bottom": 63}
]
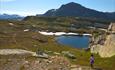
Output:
[
  {"left": 0, "top": 19, "right": 115, "bottom": 70},
  {"left": 43, "top": 2, "right": 115, "bottom": 21},
  {"left": 23, "top": 16, "right": 110, "bottom": 33}
]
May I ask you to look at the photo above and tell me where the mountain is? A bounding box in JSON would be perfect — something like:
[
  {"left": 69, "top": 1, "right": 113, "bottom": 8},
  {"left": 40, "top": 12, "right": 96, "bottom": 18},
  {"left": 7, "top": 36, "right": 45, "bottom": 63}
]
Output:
[
  {"left": 0, "top": 14, "right": 24, "bottom": 20},
  {"left": 43, "top": 2, "right": 115, "bottom": 20}
]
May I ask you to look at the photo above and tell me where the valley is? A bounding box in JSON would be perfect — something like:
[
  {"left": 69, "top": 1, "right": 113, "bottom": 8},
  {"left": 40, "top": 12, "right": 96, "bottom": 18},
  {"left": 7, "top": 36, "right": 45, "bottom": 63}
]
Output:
[
  {"left": 0, "top": 16, "right": 115, "bottom": 70},
  {"left": 0, "top": 1, "right": 115, "bottom": 70}
]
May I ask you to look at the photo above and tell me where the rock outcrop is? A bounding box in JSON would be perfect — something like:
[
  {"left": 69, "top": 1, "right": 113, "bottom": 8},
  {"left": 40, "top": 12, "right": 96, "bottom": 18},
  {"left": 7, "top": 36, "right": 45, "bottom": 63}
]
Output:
[
  {"left": 99, "top": 34, "right": 115, "bottom": 57},
  {"left": 99, "top": 23, "right": 115, "bottom": 57},
  {"left": 91, "top": 23, "right": 115, "bottom": 57},
  {"left": 0, "top": 49, "right": 35, "bottom": 56}
]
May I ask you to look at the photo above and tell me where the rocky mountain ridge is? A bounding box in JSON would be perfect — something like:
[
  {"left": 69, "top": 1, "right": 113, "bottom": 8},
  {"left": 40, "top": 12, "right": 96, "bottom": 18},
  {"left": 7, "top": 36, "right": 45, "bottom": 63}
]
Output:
[{"left": 43, "top": 2, "right": 115, "bottom": 20}]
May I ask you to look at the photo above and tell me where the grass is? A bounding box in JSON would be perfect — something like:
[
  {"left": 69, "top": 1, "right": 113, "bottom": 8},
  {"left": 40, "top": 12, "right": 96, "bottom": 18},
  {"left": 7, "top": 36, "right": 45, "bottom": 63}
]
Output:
[{"left": 0, "top": 19, "right": 115, "bottom": 70}]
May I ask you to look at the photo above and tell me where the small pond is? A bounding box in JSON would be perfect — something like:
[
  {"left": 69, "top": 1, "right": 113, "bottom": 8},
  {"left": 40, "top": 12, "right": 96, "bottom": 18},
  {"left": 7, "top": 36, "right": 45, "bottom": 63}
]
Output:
[{"left": 56, "top": 36, "right": 90, "bottom": 48}]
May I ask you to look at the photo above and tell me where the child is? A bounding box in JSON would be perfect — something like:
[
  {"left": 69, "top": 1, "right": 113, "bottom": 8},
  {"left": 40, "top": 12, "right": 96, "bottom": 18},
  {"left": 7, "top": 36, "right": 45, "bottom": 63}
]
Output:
[{"left": 90, "top": 54, "right": 94, "bottom": 68}]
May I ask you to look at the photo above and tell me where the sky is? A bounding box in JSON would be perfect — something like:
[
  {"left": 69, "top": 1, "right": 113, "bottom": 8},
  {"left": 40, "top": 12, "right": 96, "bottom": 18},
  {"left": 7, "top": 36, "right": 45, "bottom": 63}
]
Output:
[{"left": 0, "top": 0, "right": 115, "bottom": 16}]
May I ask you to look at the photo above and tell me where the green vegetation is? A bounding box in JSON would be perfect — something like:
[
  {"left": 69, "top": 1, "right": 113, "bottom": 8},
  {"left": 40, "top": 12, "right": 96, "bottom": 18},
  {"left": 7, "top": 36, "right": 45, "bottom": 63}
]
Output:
[
  {"left": 23, "top": 16, "right": 110, "bottom": 33},
  {"left": 0, "top": 17, "right": 114, "bottom": 70}
]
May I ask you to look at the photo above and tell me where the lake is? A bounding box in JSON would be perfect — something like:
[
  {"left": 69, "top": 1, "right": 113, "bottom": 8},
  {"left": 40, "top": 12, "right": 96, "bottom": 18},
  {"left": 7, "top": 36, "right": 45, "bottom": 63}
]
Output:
[{"left": 56, "top": 36, "right": 90, "bottom": 48}]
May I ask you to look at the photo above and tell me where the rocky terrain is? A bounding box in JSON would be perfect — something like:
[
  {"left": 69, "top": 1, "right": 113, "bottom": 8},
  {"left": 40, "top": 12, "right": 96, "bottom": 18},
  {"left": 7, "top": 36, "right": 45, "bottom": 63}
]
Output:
[
  {"left": 99, "top": 23, "right": 115, "bottom": 57},
  {"left": 0, "top": 49, "right": 97, "bottom": 70},
  {"left": 0, "top": 49, "right": 70, "bottom": 70},
  {"left": 0, "top": 18, "right": 115, "bottom": 70},
  {"left": 91, "top": 23, "right": 115, "bottom": 57},
  {"left": 99, "top": 34, "right": 115, "bottom": 57}
]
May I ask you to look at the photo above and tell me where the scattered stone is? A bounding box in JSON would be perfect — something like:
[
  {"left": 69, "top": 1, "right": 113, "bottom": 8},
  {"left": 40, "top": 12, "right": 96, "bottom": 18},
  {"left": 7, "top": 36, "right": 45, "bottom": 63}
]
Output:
[
  {"left": 46, "top": 51, "right": 52, "bottom": 53},
  {"left": 24, "top": 29, "right": 29, "bottom": 32},
  {"left": 37, "top": 53, "right": 49, "bottom": 58},
  {"left": 33, "top": 45, "right": 37, "bottom": 47},
  {"left": 84, "top": 48, "right": 90, "bottom": 51},
  {"left": 53, "top": 52, "right": 60, "bottom": 55},
  {"left": 62, "top": 51, "right": 76, "bottom": 59},
  {"left": 32, "top": 25, "right": 36, "bottom": 27},
  {"left": 9, "top": 23, "right": 14, "bottom": 26},
  {"left": 36, "top": 50, "right": 49, "bottom": 59}
]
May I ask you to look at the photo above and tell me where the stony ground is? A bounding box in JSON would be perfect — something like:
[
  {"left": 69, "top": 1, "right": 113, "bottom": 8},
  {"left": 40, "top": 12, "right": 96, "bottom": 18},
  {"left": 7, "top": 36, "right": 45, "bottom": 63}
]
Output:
[
  {"left": 0, "top": 55, "right": 70, "bottom": 70},
  {"left": 0, "top": 49, "right": 70, "bottom": 70},
  {"left": 0, "top": 49, "right": 97, "bottom": 70},
  {"left": 0, "top": 57, "right": 97, "bottom": 70}
]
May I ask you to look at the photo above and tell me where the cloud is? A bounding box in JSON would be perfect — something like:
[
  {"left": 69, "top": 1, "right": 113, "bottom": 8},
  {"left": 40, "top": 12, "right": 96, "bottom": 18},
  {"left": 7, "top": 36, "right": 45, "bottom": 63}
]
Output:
[{"left": 0, "top": 0, "right": 16, "bottom": 2}]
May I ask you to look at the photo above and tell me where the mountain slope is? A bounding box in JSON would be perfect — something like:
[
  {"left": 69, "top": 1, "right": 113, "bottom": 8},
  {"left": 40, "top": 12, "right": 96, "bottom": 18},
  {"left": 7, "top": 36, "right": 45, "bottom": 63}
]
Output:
[{"left": 43, "top": 2, "right": 115, "bottom": 20}]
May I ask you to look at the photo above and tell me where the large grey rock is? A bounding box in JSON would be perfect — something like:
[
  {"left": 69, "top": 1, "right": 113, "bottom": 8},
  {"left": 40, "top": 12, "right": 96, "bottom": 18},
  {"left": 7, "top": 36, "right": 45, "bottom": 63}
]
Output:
[{"left": 62, "top": 51, "right": 76, "bottom": 59}]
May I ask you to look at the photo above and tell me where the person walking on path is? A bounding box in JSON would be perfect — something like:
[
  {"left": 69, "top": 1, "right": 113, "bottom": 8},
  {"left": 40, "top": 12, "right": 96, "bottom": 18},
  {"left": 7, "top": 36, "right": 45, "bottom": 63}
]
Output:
[{"left": 90, "top": 54, "right": 95, "bottom": 68}]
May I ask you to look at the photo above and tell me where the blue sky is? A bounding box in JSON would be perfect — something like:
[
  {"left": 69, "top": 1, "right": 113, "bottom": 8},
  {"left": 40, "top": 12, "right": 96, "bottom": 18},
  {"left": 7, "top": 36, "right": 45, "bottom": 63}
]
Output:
[{"left": 0, "top": 0, "right": 115, "bottom": 16}]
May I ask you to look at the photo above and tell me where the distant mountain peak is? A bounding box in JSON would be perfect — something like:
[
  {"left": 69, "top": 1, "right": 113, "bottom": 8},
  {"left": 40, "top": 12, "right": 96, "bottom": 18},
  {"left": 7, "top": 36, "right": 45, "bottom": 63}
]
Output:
[
  {"left": 0, "top": 14, "right": 24, "bottom": 20},
  {"left": 43, "top": 2, "right": 115, "bottom": 20},
  {"left": 60, "top": 2, "right": 83, "bottom": 10},
  {"left": 65, "top": 2, "right": 82, "bottom": 6}
]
